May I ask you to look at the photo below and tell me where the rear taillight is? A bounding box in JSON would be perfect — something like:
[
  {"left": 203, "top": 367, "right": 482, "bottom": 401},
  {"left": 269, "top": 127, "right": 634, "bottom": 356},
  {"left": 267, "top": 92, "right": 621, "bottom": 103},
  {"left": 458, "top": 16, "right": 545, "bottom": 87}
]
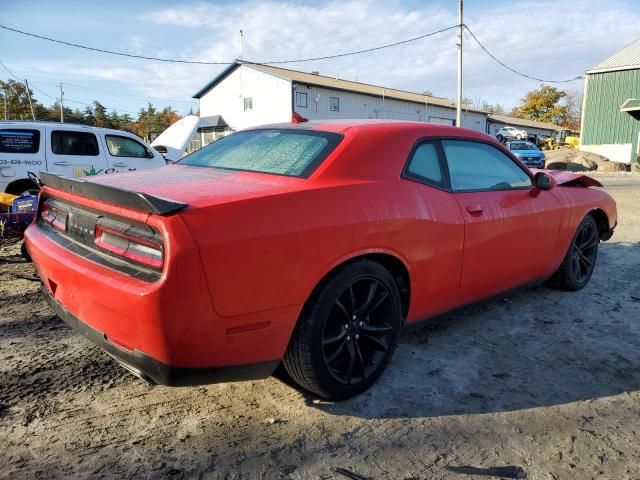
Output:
[
  {"left": 40, "top": 200, "right": 68, "bottom": 232},
  {"left": 94, "top": 225, "right": 163, "bottom": 270}
]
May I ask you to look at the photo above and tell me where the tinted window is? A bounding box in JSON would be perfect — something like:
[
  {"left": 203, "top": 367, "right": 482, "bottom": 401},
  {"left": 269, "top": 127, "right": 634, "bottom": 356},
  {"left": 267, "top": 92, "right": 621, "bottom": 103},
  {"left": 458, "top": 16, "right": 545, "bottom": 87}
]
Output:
[
  {"left": 51, "top": 131, "right": 99, "bottom": 156},
  {"left": 180, "top": 129, "right": 342, "bottom": 177},
  {"left": 0, "top": 129, "right": 40, "bottom": 154},
  {"left": 105, "top": 135, "right": 148, "bottom": 158},
  {"left": 443, "top": 140, "right": 532, "bottom": 192},
  {"left": 405, "top": 142, "right": 443, "bottom": 186}
]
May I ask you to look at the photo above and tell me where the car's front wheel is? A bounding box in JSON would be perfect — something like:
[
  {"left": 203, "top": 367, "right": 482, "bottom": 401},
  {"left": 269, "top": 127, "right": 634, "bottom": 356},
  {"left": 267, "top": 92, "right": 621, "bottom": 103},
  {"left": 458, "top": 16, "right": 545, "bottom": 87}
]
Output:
[
  {"left": 551, "top": 215, "right": 599, "bottom": 291},
  {"left": 283, "top": 260, "right": 402, "bottom": 400}
]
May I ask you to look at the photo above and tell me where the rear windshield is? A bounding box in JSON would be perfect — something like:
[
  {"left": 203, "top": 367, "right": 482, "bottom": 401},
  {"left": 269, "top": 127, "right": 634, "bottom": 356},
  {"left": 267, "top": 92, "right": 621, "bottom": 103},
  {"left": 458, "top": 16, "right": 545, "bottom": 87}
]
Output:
[{"left": 179, "top": 129, "right": 343, "bottom": 177}]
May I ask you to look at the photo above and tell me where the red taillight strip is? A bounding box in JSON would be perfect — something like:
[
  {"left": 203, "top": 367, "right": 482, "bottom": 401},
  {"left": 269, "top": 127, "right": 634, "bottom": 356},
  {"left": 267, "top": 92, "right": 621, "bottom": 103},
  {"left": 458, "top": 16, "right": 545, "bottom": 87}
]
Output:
[
  {"left": 94, "top": 224, "right": 163, "bottom": 270},
  {"left": 41, "top": 202, "right": 67, "bottom": 232}
]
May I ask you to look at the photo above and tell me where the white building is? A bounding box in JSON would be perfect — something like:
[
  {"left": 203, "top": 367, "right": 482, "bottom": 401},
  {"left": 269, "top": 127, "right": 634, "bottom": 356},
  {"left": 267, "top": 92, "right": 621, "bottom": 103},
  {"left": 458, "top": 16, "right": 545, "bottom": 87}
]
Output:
[{"left": 193, "top": 62, "right": 488, "bottom": 132}]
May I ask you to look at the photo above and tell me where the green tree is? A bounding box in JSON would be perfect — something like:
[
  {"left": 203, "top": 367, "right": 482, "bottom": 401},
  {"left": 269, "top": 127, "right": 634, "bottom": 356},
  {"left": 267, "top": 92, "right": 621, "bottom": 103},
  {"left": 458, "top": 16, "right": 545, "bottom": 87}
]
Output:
[
  {"left": 511, "top": 85, "right": 567, "bottom": 125},
  {"left": 0, "top": 79, "right": 43, "bottom": 120}
]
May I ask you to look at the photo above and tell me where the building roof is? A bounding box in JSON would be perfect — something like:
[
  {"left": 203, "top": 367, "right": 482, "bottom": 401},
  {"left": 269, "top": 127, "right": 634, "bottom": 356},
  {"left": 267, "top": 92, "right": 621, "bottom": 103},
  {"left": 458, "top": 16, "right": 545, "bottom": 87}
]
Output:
[
  {"left": 193, "top": 62, "right": 485, "bottom": 113},
  {"left": 587, "top": 38, "right": 640, "bottom": 74},
  {"left": 487, "top": 114, "right": 564, "bottom": 132}
]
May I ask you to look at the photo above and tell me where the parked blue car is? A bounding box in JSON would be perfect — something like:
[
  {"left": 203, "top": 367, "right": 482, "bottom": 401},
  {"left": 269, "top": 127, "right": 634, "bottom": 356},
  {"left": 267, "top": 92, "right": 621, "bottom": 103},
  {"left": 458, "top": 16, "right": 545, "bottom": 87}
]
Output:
[{"left": 506, "top": 141, "right": 546, "bottom": 168}]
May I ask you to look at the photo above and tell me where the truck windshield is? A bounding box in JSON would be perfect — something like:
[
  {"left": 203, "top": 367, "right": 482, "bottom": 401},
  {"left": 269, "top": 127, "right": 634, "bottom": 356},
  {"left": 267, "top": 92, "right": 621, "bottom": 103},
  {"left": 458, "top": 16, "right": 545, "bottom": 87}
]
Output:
[{"left": 179, "top": 129, "right": 343, "bottom": 178}]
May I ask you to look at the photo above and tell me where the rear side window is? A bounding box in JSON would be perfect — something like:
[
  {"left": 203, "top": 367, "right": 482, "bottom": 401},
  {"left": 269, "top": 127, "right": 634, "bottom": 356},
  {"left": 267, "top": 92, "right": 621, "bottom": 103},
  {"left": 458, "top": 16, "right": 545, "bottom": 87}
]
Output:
[
  {"left": 180, "top": 129, "right": 343, "bottom": 177},
  {"left": 105, "top": 135, "right": 148, "bottom": 158},
  {"left": 0, "top": 129, "right": 40, "bottom": 154},
  {"left": 404, "top": 142, "right": 444, "bottom": 187},
  {"left": 443, "top": 140, "right": 532, "bottom": 192},
  {"left": 51, "top": 131, "right": 99, "bottom": 156}
]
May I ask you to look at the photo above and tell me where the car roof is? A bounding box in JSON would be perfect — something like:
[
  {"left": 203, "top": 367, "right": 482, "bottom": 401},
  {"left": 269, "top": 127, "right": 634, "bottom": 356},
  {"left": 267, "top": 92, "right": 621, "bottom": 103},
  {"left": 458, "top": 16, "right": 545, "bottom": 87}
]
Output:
[
  {"left": 246, "top": 119, "right": 492, "bottom": 139},
  {"left": 0, "top": 120, "right": 137, "bottom": 136}
]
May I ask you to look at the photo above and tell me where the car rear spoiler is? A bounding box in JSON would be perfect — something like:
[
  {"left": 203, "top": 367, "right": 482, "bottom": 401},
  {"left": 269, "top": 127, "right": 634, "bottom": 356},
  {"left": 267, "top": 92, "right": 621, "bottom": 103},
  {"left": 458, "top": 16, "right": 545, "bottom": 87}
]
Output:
[{"left": 39, "top": 172, "right": 187, "bottom": 216}]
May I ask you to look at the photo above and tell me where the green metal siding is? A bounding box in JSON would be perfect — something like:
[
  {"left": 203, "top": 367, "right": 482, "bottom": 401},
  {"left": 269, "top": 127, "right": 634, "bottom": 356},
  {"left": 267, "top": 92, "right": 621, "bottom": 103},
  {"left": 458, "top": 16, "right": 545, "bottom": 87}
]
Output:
[{"left": 582, "top": 69, "right": 640, "bottom": 163}]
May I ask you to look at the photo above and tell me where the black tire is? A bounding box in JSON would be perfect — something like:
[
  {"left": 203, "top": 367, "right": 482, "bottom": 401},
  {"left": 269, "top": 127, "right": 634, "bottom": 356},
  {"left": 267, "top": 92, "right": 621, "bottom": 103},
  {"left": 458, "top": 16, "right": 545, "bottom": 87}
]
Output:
[
  {"left": 551, "top": 215, "right": 599, "bottom": 291},
  {"left": 5, "top": 179, "right": 40, "bottom": 196},
  {"left": 516, "top": 134, "right": 523, "bottom": 140},
  {"left": 283, "top": 260, "right": 402, "bottom": 400},
  {"left": 496, "top": 134, "right": 504, "bottom": 142}
]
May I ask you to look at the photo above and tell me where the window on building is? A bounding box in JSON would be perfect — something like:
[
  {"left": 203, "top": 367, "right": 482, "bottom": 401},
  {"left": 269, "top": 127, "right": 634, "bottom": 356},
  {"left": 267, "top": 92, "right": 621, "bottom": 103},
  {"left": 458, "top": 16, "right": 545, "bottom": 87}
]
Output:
[
  {"left": 51, "top": 131, "right": 99, "bottom": 156},
  {"left": 329, "top": 96, "right": 340, "bottom": 112},
  {"left": 442, "top": 140, "right": 531, "bottom": 192},
  {"left": 0, "top": 129, "right": 40, "bottom": 154},
  {"left": 296, "top": 91, "right": 308, "bottom": 108},
  {"left": 244, "top": 98, "right": 253, "bottom": 111},
  {"left": 105, "top": 135, "right": 149, "bottom": 158}
]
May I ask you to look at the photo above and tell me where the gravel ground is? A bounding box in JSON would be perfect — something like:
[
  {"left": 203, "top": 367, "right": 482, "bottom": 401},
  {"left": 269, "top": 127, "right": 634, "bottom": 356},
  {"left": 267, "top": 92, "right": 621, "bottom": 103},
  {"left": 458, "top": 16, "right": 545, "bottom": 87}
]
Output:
[{"left": 1, "top": 176, "right": 639, "bottom": 480}]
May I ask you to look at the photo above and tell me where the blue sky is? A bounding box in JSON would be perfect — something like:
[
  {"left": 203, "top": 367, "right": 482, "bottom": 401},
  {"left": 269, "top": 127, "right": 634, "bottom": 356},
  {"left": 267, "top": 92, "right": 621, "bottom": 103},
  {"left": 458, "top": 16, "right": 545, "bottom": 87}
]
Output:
[{"left": 1, "top": 0, "right": 639, "bottom": 117}]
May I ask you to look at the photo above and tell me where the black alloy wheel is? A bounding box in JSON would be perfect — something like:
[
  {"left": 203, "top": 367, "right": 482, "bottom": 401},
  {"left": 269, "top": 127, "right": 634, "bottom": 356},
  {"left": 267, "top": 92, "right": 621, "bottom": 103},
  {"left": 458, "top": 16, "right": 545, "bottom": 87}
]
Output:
[
  {"left": 570, "top": 219, "right": 598, "bottom": 284},
  {"left": 283, "top": 260, "right": 402, "bottom": 400},
  {"left": 551, "top": 214, "right": 600, "bottom": 291},
  {"left": 322, "top": 277, "right": 395, "bottom": 385}
]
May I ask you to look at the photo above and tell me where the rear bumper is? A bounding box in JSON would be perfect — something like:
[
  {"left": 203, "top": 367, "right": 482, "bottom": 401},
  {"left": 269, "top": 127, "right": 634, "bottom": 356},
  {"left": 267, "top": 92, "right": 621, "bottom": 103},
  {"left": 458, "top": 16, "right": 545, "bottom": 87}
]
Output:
[{"left": 42, "top": 285, "right": 278, "bottom": 386}]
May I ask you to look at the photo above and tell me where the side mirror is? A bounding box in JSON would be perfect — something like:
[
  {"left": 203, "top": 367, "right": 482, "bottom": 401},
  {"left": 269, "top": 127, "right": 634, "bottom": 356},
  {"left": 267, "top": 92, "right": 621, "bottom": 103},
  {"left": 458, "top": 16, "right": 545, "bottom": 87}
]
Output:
[
  {"left": 145, "top": 148, "right": 155, "bottom": 159},
  {"left": 534, "top": 171, "right": 555, "bottom": 190}
]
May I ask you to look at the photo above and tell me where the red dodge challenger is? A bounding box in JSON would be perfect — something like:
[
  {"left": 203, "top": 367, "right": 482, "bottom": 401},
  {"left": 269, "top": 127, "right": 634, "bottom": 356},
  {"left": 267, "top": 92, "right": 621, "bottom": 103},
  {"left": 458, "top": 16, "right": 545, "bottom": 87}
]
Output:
[{"left": 25, "top": 120, "right": 616, "bottom": 400}]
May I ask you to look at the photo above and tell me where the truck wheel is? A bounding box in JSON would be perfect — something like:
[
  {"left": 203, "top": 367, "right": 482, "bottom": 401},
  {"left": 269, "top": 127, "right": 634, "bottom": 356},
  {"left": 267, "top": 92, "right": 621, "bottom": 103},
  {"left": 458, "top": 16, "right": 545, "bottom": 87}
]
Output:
[
  {"left": 283, "top": 260, "right": 402, "bottom": 400},
  {"left": 5, "top": 179, "right": 40, "bottom": 196}
]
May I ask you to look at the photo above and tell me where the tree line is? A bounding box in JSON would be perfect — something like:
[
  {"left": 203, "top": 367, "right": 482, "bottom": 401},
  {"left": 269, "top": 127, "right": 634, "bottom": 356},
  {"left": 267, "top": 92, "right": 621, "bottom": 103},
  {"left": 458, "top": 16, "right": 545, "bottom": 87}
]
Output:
[
  {"left": 0, "top": 79, "right": 182, "bottom": 141},
  {"left": 460, "top": 85, "right": 582, "bottom": 130}
]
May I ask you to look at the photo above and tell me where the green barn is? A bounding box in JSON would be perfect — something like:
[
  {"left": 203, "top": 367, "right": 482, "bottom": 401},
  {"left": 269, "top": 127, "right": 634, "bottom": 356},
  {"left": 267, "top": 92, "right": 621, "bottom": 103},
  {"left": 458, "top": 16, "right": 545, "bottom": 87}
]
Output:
[{"left": 580, "top": 39, "right": 640, "bottom": 164}]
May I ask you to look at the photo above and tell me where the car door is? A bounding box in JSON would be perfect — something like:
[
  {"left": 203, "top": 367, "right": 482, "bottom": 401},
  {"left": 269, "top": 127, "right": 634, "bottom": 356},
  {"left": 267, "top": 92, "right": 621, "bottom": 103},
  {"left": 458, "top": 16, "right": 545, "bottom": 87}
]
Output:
[
  {"left": 442, "top": 139, "right": 561, "bottom": 304},
  {"left": 46, "top": 128, "right": 107, "bottom": 178},
  {"left": 401, "top": 140, "right": 466, "bottom": 319},
  {"left": 101, "top": 133, "right": 160, "bottom": 173}
]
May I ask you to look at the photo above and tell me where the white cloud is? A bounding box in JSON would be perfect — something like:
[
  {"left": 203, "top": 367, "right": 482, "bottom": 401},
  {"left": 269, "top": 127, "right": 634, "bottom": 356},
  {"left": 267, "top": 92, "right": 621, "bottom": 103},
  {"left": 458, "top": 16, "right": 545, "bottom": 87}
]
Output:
[
  {"left": 140, "top": 0, "right": 640, "bottom": 109},
  {"left": 14, "top": 0, "right": 640, "bottom": 113}
]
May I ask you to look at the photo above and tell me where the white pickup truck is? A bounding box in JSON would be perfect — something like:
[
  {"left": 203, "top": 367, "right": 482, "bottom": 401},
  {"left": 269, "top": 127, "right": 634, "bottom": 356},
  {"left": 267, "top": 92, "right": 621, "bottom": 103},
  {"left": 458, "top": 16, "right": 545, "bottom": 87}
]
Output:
[{"left": 0, "top": 121, "right": 166, "bottom": 195}]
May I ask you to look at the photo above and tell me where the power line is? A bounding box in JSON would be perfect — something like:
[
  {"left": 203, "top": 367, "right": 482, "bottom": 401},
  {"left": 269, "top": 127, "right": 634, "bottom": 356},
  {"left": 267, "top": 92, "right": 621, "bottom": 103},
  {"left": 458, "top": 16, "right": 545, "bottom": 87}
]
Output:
[
  {"left": 1, "top": 58, "right": 185, "bottom": 118},
  {"left": 0, "top": 22, "right": 458, "bottom": 65},
  {"left": 463, "top": 25, "right": 583, "bottom": 84}
]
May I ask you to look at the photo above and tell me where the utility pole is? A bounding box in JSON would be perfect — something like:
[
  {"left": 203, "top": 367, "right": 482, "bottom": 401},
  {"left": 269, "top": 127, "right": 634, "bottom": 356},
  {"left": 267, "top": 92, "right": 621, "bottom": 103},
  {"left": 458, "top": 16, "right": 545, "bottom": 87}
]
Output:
[
  {"left": 456, "top": 0, "right": 463, "bottom": 128},
  {"left": 59, "top": 83, "right": 64, "bottom": 123},
  {"left": 24, "top": 79, "right": 36, "bottom": 120},
  {"left": 1, "top": 87, "right": 7, "bottom": 120}
]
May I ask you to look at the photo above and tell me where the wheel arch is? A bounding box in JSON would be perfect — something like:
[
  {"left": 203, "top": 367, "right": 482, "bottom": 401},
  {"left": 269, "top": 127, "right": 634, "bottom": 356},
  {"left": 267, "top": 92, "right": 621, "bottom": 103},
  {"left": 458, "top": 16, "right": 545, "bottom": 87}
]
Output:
[
  {"left": 4, "top": 177, "right": 40, "bottom": 195},
  {"left": 589, "top": 207, "right": 610, "bottom": 234},
  {"left": 306, "top": 250, "right": 411, "bottom": 319}
]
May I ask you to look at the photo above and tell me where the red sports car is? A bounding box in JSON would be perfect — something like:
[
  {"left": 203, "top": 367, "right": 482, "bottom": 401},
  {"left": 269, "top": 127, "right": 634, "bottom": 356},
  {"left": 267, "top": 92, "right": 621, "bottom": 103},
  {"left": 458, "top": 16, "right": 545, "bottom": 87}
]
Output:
[{"left": 25, "top": 121, "right": 616, "bottom": 400}]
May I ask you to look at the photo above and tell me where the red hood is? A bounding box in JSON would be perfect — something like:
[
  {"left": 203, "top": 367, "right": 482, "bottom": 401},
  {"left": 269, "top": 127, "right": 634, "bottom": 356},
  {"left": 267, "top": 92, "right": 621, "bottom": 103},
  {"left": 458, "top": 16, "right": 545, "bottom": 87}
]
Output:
[
  {"left": 87, "top": 165, "right": 305, "bottom": 209},
  {"left": 532, "top": 169, "right": 603, "bottom": 188}
]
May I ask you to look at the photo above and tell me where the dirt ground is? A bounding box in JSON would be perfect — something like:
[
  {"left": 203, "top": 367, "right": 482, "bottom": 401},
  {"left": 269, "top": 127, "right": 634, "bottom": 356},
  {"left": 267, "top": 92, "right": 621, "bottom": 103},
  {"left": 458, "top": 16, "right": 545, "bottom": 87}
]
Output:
[{"left": 1, "top": 176, "right": 639, "bottom": 480}]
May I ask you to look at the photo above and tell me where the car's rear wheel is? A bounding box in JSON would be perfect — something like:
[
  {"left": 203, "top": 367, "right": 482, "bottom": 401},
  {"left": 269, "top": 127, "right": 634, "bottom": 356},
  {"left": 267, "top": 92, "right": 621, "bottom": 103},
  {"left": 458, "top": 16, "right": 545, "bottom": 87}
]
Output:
[
  {"left": 496, "top": 134, "right": 504, "bottom": 142},
  {"left": 283, "top": 260, "right": 402, "bottom": 400},
  {"left": 551, "top": 215, "right": 599, "bottom": 291}
]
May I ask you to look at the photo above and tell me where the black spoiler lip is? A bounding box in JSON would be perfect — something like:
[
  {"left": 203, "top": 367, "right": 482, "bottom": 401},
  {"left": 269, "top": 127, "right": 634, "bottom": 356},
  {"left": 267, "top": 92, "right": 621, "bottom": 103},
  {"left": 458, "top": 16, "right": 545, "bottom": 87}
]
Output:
[{"left": 39, "top": 172, "right": 187, "bottom": 216}]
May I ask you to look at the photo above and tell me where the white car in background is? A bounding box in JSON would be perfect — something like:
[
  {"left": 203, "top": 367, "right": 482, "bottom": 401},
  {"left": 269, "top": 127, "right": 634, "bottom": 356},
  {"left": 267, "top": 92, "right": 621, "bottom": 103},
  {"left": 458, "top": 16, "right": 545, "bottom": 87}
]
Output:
[
  {"left": 0, "top": 121, "right": 165, "bottom": 195},
  {"left": 496, "top": 126, "right": 528, "bottom": 141}
]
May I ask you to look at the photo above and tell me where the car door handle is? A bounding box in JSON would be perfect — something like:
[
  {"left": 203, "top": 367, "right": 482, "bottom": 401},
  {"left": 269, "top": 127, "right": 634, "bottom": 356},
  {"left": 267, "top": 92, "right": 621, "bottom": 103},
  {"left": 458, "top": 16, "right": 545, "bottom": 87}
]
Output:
[
  {"left": 112, "top": 162, "right": 128, "bottom": 168},
  {"left": 466, "top": 204, "right": 483, "bottom": 214},
  {"left": 53, "top": 161, "right": 71, "bottom": 166}
]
